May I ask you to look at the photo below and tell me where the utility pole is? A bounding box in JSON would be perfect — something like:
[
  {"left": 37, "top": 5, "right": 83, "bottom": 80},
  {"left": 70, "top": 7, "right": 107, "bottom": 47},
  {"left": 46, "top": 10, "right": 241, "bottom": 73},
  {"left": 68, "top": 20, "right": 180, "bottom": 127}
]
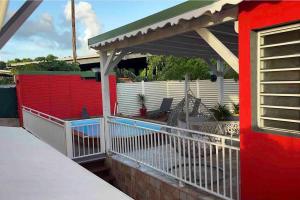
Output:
[{"left": 71, "top": 0, "right": 77, "bottom": 63}]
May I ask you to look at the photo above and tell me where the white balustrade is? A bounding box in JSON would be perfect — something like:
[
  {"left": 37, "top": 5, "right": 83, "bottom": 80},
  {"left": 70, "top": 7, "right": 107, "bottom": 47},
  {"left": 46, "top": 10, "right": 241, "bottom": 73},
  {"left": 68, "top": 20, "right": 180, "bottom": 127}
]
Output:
[
  {"left": 22, "top": 106, "right": 105, "bottom": 159},
  {"left": 23, "top": 106, "right": 240, "bottom": 199},
  {"left": 107, "top": 116, "right": 240, "bottom": 200}
]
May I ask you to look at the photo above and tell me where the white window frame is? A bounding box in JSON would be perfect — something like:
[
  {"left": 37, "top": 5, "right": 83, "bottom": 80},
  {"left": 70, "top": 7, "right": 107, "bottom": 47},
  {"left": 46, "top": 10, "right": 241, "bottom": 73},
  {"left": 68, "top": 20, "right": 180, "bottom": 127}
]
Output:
[{"left": 256, "top": 23, "right": 300, "bottom": 135}]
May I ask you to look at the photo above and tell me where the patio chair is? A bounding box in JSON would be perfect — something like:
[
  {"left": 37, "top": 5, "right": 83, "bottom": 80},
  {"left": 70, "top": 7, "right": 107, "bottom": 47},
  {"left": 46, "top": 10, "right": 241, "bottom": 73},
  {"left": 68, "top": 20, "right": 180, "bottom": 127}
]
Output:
[
  {"left": 190, "top": 98, "right": 201, "bottom": 116},
  {"left": 81, "top": 106, "right": 90, "bottom": 119},
  {"left": 147, "top": 98, "right": 173, "bottom": 119}
]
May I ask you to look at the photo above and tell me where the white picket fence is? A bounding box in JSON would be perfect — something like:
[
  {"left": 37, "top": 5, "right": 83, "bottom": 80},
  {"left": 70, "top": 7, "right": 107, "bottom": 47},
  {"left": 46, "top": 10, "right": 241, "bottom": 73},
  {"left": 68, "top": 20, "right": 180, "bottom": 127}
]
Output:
[{"left": 117, "top": 79, "right": 239, "bottom": 116}]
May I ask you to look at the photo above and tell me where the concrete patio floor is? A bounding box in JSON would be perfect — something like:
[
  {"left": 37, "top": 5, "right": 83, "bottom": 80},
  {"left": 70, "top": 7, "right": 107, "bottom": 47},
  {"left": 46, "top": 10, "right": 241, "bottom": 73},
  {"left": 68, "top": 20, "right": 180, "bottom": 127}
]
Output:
[{"left": 0, "top": 126, "right": 132, "bottom": 200}]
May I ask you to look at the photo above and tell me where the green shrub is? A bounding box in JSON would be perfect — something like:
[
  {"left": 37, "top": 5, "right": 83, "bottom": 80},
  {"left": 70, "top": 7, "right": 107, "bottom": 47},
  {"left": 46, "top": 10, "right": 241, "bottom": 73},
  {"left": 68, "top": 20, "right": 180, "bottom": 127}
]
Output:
[
  {"left": 137, "top": 94, "right": 146, "bottom": 109},
  {"left": 210, "top": 103, "right": 232, "bottom": 121},
  {"left": 140, "top": 55, "right": 210, "bottom": 81},
  {"left": 11, "top": 60, "right": 80, "bottom": 74},
  {"left": 0, "top": 77, "right": 14, "bottom": 85},
  {"left": 232, "top": 103, "right": 239, "bottom": 115}
]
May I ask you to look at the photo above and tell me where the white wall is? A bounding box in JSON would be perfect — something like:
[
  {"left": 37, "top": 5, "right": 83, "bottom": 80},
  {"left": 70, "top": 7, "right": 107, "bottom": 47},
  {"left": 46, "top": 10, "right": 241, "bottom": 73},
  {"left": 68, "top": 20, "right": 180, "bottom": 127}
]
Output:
[
  {"left": 117, "top": 79, "right": 239, "bottom": 116},
  {"left": 23, "top": 109, "right": 67, "bottom": 155}
]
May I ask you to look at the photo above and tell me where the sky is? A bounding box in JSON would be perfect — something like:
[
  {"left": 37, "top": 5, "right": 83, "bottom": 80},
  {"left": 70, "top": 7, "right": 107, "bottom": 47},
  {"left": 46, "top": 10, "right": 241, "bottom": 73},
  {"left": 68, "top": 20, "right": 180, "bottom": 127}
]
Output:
[{"left": 0, "top": 0, "right": 185, "bottom": 61}]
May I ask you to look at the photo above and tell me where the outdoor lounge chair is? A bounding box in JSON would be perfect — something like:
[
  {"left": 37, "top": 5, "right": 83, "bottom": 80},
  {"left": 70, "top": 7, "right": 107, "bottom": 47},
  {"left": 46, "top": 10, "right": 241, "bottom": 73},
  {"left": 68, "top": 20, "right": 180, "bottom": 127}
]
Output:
[
  {"left": 147, "top": 98, "right": 173, "bottom": 119},
  {"left": 81, "top": 107, "right": 90, "bottom": 119}
]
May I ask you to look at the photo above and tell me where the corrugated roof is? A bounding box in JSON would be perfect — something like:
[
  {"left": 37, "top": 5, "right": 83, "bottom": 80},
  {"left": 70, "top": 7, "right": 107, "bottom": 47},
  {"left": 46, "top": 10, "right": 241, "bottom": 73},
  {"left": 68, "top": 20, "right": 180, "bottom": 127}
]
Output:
[{"left": 88, "top": 0, "right": 242, "bottom": 49}]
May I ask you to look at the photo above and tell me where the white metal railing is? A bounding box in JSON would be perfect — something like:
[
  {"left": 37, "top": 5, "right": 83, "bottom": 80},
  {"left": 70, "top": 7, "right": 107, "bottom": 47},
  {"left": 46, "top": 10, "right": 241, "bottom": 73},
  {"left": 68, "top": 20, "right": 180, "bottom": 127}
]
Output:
[
  {"left": 23, "top": 106, "right": 68, "bottom": 155},
  {"left": 107, "top": 116, "right": 240, "bottom": 200},
  {"left": 69, "top": 118, "right": 105, "bottom": 158},
  {"left": 22, "top": 106, "right": 105, "bottom": 159}
]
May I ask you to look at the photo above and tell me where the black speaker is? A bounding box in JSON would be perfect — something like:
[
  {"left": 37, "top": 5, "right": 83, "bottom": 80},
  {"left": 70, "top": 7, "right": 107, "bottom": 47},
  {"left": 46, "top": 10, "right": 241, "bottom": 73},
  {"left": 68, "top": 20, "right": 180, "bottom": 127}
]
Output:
[{"left": 210, "top": 74, "right": 217, "bottom": 82}]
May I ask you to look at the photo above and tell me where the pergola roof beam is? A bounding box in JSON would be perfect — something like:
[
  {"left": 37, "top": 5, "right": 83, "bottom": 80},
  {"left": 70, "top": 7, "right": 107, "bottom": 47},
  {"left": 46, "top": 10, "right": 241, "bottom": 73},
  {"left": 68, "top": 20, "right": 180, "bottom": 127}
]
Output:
[
  {"left": 137, "top": 42, "right": 227, "bottom": 55},
  {"left": 103, "top": 50, "right": 128, "bottom": 75},
  {"left": 92, "top": 6, "right": 238, "bottom": 52},
  {"left": 128, "top": 45, "right": 216, "bottom": 56},
  {"left": 162, "top": 34, "right": 238, "bottom": 48},
  {"left": 180, "top": 32, "right": 238, "bottom": 45},
  {"left": 209, "top": 22, "right": 238, "bottom": 36},
  {"left": 0, "top": 0, "right": 42, "bottom": 49},
  {"left": 195, "top": 27, "right": 239, "bottom": 73},
  {"left": 210, "top": 28, "right": 238, "bottom": 37}
]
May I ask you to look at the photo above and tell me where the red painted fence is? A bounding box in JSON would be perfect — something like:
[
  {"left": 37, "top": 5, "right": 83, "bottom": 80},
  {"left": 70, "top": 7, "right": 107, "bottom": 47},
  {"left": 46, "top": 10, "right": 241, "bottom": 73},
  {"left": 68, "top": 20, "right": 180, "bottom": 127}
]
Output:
[{"left": 16, "top": 72, "right": 117, "bottom": 125}]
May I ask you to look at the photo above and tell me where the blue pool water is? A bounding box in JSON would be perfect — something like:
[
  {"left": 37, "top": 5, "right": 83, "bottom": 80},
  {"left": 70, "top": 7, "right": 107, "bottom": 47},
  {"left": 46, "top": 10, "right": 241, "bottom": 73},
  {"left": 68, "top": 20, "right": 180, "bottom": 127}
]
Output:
[
  {"left": 71, "top": 119, "right": 100, "bottom": 137},
  {"left": 70, "top": 118, "right": 161, "bottom": 137}
]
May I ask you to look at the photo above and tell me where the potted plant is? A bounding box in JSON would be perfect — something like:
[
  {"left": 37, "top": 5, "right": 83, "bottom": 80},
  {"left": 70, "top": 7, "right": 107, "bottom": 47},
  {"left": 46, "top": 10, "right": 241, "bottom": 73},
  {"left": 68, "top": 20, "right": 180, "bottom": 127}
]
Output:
[
  {"left": 232, "top": 103, "right": 239, "bottom": 116},
  {"left": 210, "top": 103, "right": 232, "bottom": 121},
  {"left": 137, "top": 94, "right": 147, "bottom": 116}
]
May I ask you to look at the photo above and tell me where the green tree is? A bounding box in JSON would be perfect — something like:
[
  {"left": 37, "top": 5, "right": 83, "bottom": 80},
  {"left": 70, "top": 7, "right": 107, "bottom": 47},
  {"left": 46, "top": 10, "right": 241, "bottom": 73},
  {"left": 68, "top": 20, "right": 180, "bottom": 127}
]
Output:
[
  {"left": 21, "top": 58, "right": 33, "bottom": 62},
  {"left": 0, "top": 61, "right": 6, "bottom": 69},
  {"left": 7, "top": 58, "right": 21, "bottom": 64},
  {"left": 139, "top": 56, "right": 210, "bottom": 81},
  {"left": 11, "top": 60, "right": 80, "bottom": 74},
  {"left": 8, "top": 54, "right": 80, "bottom": 73},
  {"left": 34, "top": 57, "right": 46, "bottom": 62},
  {"left": 115, "top": 68, "right": 137, "bottom": 82},
  {"left": 224, "top": 66, "right": 239, "bottom": 81},
  {"left": 210, "top": 59, "right": 239, "bottom": 81},
  {"left": 0, "top": 77, "right": 14, "bottom": 85},
  {"left": 45, "top": 54, "right": 58, "bottom": 62}
]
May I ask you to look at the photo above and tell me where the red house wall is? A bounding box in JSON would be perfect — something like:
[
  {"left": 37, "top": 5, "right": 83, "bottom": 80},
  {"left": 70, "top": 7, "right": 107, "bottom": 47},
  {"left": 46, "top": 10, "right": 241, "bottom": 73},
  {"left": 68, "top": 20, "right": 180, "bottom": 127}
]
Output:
[
  {"left": 239, "top": 1, "right": 300, "bottom": 200},
  {"left": 16, "top": 74, "right": 117, "bottom": 125}
]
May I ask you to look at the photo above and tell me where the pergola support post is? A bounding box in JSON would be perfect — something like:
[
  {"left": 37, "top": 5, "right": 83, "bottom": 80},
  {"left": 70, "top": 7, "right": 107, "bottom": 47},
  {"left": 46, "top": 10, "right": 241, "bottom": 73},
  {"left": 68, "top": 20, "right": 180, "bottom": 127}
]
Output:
[
  {"left": 216, "top": 59, "right": 224, "bottom": 105},
  {"left": 99, "top": 51, "right": 109, "bottom": 153},
  {"left": 99, "top": 50, "right": 126, "bottom": 153},
  {"left": 184, "top": 74, "right": 190, "bottom": 129}
]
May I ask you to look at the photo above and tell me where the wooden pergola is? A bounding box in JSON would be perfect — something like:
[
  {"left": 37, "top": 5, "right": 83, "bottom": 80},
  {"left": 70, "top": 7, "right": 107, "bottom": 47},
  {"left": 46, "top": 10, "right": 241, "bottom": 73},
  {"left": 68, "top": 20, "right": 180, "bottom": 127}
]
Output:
[
  {"left": 0, "top": 0, "right": 42, "bottom": 49},
  {"left": 88, "top": 0, "right": 242, "bottom": 151}
]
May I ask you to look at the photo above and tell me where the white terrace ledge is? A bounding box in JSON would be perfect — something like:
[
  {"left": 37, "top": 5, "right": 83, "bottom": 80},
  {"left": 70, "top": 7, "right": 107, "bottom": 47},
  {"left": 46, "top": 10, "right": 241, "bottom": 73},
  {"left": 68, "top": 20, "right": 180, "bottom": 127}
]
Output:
[{"left": 0, "top": 126, "right": 132, "bottom": 200}]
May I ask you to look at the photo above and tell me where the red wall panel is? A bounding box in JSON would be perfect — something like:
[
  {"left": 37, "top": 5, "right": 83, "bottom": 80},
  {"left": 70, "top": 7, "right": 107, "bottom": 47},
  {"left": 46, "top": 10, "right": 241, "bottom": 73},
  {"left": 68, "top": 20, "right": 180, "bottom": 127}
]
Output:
[
  {"left": 16, "top": 74, "right": 116, "bottom": 125},
  {"left": 239, "top": 1, "right": 300, "bottom": 200}
]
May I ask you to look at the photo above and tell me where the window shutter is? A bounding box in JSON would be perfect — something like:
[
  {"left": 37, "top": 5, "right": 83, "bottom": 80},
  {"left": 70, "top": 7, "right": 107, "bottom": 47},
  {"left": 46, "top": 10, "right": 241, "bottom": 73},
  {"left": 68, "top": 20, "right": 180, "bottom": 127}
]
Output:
[{"left": 257, "top": 23, "right": 300, "bottom": 134}]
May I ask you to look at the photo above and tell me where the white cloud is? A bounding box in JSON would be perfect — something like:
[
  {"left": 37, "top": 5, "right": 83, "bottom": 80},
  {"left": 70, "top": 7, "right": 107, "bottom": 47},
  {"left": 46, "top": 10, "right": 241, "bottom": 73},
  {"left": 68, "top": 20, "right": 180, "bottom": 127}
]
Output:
[
  {"left": 4, "top": 1, "right": 101, "bottom": 58},
  {"left": 14, "top": 12, "right": 72, "bottom": 50},
  {"left": 64, "top": 1, "right": 101, "bottom": 54}
]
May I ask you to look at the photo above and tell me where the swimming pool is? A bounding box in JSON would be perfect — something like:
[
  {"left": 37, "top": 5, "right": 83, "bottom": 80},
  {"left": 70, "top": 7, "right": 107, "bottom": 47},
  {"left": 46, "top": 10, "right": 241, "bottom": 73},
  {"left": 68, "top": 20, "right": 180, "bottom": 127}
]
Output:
[
  {"left": 70, "top": 118, "right": 161, "bottom": 137},
  {"left": 71, "top": 118, "right": 100, "bottom": 137}
]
